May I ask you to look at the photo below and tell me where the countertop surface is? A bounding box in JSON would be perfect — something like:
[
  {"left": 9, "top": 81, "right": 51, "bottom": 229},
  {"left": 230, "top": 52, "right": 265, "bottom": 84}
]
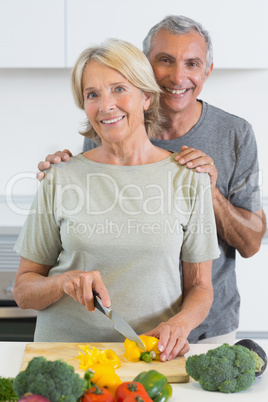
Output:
[{"left": 0, "top": 341, "right": 267, "bottom": 401}]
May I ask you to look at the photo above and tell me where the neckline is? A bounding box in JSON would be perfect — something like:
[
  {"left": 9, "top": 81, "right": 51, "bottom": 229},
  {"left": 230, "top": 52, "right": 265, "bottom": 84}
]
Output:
[
  {"left": 76, "top": 152, "right": 177, "bottom": 170},
  {"left": 152, "top": 100, "right": 206, "bottom": 144}
]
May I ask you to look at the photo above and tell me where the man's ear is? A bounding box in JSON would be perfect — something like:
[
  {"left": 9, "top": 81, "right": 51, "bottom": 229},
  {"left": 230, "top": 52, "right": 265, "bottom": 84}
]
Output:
[{"left": 204, "top": 62, "right": 213, "bottom": 82}]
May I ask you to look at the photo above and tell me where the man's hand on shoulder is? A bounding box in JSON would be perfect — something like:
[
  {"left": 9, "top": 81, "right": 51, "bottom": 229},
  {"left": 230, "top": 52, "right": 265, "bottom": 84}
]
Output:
[
  {"left": 175, "top": 145, "right": 218, "bottom": 195},
  {"left": 37, "top": 149, "right": 73, "bottom": 181}
]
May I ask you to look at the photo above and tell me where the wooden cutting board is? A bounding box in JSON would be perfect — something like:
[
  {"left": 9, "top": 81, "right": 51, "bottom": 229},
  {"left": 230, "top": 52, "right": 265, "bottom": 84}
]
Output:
[{"left": 20, "top": 342, "right": 189, "bottom": 383}]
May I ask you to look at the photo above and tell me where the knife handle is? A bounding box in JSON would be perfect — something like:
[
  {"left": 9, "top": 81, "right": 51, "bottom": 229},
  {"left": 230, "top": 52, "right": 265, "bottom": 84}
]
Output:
[{"left": 93, "top": 289, "right": 111, "bottom": 316}]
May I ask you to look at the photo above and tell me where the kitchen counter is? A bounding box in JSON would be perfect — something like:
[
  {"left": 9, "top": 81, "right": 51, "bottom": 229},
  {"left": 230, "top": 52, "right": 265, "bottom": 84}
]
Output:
[{"left": 1, "top": 341, "right": 267, "bottom": 401}]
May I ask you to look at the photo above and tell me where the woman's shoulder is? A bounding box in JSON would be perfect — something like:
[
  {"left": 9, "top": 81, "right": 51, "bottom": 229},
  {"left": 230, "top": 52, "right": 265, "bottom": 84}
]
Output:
[
  {"left": 169, "top": 155, "right": 210, "bottom": 188},
  {"left": 43, "top": 154, "right": 84, "bottom": 182}
]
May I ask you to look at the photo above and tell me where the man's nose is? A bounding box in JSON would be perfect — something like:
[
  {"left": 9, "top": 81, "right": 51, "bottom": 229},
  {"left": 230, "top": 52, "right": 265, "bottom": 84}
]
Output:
[
  {"left": 99, "top": 94, "right": 115, "bottom": 112},
  {"left": 170, "top": 65, "right": 185, "bottom": 84}
]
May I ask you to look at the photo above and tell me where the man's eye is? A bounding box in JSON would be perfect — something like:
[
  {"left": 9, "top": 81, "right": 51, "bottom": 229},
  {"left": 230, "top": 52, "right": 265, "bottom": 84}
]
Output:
[
  {"left": 160, "top": 58, "right": 170, "bottom": 63},
  {"left": 188, "top": 62, "right": 198, "bottom": 68}
]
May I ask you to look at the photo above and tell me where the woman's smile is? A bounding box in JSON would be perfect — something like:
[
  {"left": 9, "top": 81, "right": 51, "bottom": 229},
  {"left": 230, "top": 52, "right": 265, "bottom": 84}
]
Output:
[{"left": 100, "top": 115, "right": 126, "bottom": 125}]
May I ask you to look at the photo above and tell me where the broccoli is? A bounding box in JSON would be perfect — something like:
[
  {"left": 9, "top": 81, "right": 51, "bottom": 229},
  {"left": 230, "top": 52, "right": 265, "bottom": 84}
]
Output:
[
  {"left": 185, "top": 343, "right": 257, "bottom": 393},
  {"left": 0, "top": 376, "right": 17, "bottom": 401},
  {"left": 13, "top": 356, "right": 87, "bottom": 402}
]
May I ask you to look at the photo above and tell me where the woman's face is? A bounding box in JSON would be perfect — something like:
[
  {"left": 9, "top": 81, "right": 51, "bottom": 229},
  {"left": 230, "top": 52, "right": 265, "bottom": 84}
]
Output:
[{"left": 82, "top": 60, "right": 151, "bottom": 145}]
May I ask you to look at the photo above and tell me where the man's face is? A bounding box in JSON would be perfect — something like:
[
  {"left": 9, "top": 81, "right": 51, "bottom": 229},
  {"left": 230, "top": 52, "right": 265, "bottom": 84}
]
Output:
[{"left": 148, "top": 29, "right": 213, "bottom": 115}]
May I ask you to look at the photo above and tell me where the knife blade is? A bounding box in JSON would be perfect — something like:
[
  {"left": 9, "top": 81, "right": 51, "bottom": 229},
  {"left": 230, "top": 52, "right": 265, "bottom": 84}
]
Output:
[{"left": 93, "top": 290, "right": 146, "bottom": 351}]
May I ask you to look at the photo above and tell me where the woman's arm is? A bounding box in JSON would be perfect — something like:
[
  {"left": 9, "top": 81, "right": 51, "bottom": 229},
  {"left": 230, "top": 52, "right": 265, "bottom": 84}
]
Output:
[
  {"left": 144, "top": 260, "right": 213, "bottom": 361},
  {"left": 178, "top": 260, "right": 213, "bottom": 335},
  {"left": 13, "top": 257, "right": 111, "bottom": 311}
]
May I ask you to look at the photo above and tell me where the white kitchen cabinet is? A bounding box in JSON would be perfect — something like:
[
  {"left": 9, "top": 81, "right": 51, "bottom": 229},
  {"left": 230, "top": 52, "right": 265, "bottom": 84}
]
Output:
[
  {"left": 236, "top": 242, "right": 268, "bottom": 334},
  {"left": 0, "top": 0, "right": 65, "bottom": 68},
  {"left": 66, "top": 0, "right": 268, "bottom": 68},
  {"left": 1, "top": 0, "right": 267, "bottom": 69}
]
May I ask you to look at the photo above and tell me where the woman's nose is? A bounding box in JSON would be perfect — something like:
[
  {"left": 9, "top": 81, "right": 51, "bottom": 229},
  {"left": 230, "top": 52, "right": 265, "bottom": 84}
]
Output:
[{"left": 99, "top": 94, "right": 115, "bottom": 112}]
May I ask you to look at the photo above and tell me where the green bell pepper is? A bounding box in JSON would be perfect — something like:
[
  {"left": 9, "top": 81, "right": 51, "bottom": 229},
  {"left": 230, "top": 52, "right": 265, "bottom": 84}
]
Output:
[
  {"left": 133, "top": 369, "right": 171, "bottom": 401},
  {"left": 154, "top": 382, "right": 173, "bottom": 402}
]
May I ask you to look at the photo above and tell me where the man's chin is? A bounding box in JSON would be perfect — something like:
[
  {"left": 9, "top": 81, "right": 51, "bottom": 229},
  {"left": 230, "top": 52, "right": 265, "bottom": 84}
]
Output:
[{"left": 161, "top": 97, "right": 189, "bottom": 114}]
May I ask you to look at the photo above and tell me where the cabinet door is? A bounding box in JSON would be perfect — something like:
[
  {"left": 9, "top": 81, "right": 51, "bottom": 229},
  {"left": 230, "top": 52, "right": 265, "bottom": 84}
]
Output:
[
  {"left": 0, "top": 0, "right": 65, "bottom": 68},
  {"left": 236, "top": 243, "right": 268, "bottom": 333},
  {"left": 66, "top": 0, "right": 268, "bottom": 69}
]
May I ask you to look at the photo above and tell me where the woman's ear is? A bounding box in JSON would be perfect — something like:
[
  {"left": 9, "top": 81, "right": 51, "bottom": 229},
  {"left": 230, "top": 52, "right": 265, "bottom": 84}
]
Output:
[{"left": 143, "top": 93, "right": 151, "bottom": 111}]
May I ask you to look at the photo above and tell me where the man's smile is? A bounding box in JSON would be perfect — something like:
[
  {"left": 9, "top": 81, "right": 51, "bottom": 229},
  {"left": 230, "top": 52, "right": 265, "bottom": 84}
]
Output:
[{"left": 164, "top": 87, "right": 188, "bottom": 95}]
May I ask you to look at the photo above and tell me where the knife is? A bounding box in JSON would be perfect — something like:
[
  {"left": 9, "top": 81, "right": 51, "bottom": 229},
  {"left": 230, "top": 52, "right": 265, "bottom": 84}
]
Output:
[{"left": 93, "top": 290, "right": 146, "bottom": 351}]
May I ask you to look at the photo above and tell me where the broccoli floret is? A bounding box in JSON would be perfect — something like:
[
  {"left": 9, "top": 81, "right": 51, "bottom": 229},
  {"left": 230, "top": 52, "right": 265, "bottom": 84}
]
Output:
[
  {"left": 0, "top": 376, "right": 17, "bottom": 401},
  {"left": 186, "top": 343, "right": 256, "bottom": 393},
  {"left": 13, "top": 356, "right": 87, "bottom": 401}
]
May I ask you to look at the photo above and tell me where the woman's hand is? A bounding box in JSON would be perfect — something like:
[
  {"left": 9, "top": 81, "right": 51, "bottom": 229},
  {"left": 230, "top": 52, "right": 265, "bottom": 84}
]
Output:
[
  {"left": 143, "top": 318, "right": 190, "bottom": 361},
  {"left": 62, "top": 269, "right": 111, "bottom": 311},
  {"left": 14, "top": 257, "right": 111, "bottom": 312}
]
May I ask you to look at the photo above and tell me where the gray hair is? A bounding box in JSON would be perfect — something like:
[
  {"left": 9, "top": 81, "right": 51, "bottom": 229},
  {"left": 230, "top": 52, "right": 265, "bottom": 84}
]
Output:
[{"left": 143, "top": 15, "right": 213, "bottom": 72}]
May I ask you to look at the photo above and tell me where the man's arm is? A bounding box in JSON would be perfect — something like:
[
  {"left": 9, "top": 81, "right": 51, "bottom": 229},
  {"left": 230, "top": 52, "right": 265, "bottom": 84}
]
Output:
[
  {"left": 175, "top": 145, "right": 267, "bottom": 258},
  {"left": 213, "top": 191, "right": 266, "bottom": 257}
]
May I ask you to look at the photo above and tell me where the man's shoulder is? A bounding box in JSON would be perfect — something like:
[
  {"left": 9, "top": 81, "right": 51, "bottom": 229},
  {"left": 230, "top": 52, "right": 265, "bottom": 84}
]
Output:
[
  {"left": 203, "top": 101, "right": 252, "bottom": 129},
  {"left": 83, "top": 137, "right": 98, "bottom": 152}
]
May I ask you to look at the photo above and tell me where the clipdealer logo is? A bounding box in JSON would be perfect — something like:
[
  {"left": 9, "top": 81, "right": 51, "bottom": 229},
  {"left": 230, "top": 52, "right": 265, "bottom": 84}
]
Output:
[
  {"left": 65, "top": 216, "right": 214, "bottom": 239},
  {"left": 5, "top": 171, "right": 210, "bottom": 218},
  {"left": 47, "top": 171, "right": 209, "bottom": 217}
]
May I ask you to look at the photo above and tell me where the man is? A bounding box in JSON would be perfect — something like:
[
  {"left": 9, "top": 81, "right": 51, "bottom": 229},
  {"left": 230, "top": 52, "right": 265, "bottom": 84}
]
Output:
[{"left": 38, "top": 15, "right": 266, "bottom": 343}]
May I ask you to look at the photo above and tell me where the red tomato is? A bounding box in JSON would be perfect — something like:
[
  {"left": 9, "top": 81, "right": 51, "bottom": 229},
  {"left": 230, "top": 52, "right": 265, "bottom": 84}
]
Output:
[
  {"left": 123, "top": 394, "right": 153, "bottom": 402},
  {"left": 82, "top": 386, "right": 115, "bottom": 402},
  {"left": 115, "top": 382, "right": 151, "bottom": 402}
]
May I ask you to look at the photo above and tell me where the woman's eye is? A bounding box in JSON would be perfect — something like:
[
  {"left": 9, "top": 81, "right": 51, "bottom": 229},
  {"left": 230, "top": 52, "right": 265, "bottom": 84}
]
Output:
[
  {"left": 87, "top": 92, "right": 97, "bottom": 99},
  {"left": 115, "top": 87, "right": 124, "bottom": 93}
]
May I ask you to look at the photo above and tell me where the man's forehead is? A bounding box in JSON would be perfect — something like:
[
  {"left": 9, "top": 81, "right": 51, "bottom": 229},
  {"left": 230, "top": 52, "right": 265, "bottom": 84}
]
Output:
[{"left": 149, "top": 29, "right": 207, "bottom": 56}]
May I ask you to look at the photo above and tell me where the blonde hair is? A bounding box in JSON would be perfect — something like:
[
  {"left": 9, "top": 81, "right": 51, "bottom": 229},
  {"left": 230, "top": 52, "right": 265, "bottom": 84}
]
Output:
[{"left": 71, "top": 38, "right": 163, "bottom": 143}]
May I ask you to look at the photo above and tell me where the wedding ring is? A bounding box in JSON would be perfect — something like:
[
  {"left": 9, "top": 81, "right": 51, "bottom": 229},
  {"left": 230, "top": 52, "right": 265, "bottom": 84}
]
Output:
[{"left": 211, "top": 159, "right": 214, "bottom": 165}]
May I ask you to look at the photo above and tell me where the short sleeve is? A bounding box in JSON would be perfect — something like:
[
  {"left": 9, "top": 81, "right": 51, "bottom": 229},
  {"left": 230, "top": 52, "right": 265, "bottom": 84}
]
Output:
[
  {"left": 228, "top": 124, "right": 262, "bottom": 212},
  {"left": 180, "top": 173, "right": 220, "bottom": 263},
  {"left": 14, "top": 176, "right": 62, "bottom": 266}
]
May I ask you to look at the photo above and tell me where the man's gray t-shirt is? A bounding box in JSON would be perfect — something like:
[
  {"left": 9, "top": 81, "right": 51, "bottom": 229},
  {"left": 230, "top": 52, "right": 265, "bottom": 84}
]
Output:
[{"left": 83, "top": 101, "right": 262, "bottom": 342}]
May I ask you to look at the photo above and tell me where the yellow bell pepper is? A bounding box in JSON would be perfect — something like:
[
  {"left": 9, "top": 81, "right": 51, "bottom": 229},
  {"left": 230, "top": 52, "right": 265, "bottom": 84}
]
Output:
[
  {"left": 124, "top": 335, "right": 161, "bottom": 362},
  {"left": 77, "top": 345, "right": 121, "bottom": 370},
  {"left": 88, "top": 363, "right": 122, "bottom": 397}
]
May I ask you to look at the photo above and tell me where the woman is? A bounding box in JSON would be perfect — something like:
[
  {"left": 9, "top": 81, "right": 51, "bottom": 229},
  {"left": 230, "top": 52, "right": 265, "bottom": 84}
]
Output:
[{"left": 14, "top": 39, "right": 219, "bottom": 361}]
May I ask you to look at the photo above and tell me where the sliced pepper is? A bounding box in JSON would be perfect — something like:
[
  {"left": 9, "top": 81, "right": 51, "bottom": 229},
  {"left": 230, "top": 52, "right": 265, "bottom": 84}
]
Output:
[
  {"left": 77, "top": 345, "right": 121, "bottom": 370},
  {"left": 124, "top": 335, "right": 160, "bottom": 363}
]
